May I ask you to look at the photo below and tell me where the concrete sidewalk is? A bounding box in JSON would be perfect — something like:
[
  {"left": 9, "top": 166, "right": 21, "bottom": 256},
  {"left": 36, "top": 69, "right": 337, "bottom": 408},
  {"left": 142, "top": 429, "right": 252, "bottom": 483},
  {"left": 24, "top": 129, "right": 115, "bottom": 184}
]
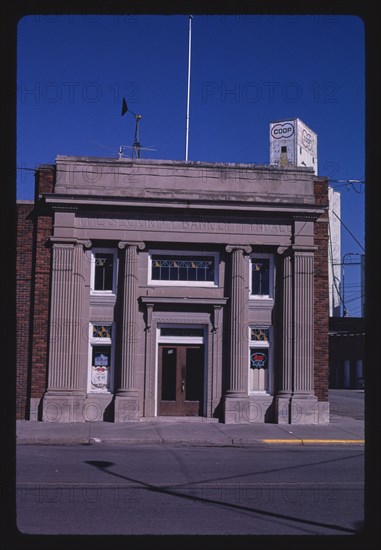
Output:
[
  {"left": 16, "top": 415, "right": 364, "bottom": 447},
  {"left": 16, "top": 390, "right": 365, "bottom": 447}
]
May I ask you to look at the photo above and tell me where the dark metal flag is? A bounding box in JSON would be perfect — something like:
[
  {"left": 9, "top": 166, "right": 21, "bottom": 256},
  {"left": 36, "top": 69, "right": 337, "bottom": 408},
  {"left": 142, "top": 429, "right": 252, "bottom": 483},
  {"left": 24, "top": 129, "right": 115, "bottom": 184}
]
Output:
[{"left": 121, "top": 97, "right": 128, "bottom": 116}]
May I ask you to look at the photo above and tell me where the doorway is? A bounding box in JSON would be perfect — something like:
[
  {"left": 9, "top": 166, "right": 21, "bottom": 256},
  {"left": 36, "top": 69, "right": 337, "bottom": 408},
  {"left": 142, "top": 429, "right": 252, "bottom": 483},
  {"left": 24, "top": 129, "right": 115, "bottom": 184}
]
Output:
[{"left": 158, "top": 345, "right": 204, "bottom": 416}]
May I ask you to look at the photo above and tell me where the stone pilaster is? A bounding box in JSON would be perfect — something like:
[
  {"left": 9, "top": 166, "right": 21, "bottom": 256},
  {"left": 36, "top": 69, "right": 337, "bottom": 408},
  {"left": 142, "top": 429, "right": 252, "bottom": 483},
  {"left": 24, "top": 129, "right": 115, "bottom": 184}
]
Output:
[
  {"left": 275, "top": 247, "right": 293, "bottom": 423},
  {"left": 290, "top": 247, "right": 318, "bottom": 423},
  {"left": 224, "top": 244, "right": 251, "bottom": 423},
  {"left": 43, "top": 239, "right": 91, "bottom": 422},
  {"left": 114, "top": 241, "right": 144, "bottom": 422}
]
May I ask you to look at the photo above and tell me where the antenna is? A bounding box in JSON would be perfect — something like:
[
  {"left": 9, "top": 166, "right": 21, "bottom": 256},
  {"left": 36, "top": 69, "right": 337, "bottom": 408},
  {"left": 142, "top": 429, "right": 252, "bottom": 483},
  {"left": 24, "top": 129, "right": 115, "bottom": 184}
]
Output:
[
  {"left": 185, "top": 15, "right": 193, "bottom": 161},
  {"left": 121, "top": 98, "right": 143, "bottom": 159},
  {"left": 118, "top": 144, "right": 156, "bottom": 160}
]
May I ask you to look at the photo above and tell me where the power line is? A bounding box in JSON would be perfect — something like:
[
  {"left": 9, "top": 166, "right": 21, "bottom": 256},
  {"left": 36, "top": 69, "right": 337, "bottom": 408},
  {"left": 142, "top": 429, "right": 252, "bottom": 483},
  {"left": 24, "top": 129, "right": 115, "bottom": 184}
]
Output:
[
  {"left": 329, "top": 179, "right": 365, "bottom": 194},
  {"left": 332, "top": 210, "right": 365, "bottom": 252}
]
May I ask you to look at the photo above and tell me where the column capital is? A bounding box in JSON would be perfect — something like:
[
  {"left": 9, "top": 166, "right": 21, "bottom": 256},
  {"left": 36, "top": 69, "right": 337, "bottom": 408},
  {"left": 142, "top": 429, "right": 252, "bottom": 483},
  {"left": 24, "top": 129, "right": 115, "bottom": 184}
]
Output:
[
  {"left": 118, "top": 241, "right": 145, "bottom": 251},
  {"left": 49, "top": 237, "right": 92, "bottom": 249},
  {"left": 291, "top": 244, "right": 318, "bottom": 254},
  {"left": 225, "top": 244, "right": 252, "bottom": 254},
  {"left": 276, "top": 246, "right": 291, "bottom": 255}
]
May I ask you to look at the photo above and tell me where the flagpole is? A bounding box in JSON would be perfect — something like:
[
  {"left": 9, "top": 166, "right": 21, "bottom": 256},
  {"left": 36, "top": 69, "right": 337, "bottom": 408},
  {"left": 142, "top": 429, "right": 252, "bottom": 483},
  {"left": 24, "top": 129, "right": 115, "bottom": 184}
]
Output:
[{"left": 185, "top": 15, "right": 192, "bottom": 161}]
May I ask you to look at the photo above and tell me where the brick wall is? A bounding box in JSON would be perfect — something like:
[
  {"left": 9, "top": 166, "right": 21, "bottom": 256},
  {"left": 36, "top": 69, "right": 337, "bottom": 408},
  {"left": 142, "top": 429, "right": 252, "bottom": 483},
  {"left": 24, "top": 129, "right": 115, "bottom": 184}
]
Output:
[
  {"left": 16, "top": 166, "right": 55, "bottom": 419},
  {"left": 16, "top": 203, "right": 34, "bottom": 419},
  {"left": 29, "top": 167, "right": 55, "bottom": 410},
  {"left": 313, "top": 178, "right": 329, "bottom": 401}
]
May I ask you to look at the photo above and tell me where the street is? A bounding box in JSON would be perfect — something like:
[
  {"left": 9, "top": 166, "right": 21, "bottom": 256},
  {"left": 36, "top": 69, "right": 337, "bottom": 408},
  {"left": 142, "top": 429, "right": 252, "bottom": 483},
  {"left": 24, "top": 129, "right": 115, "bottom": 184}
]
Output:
[
  {"left": 16, "top": 443, "right": 364, "bottom": 535},
  {"left": 329, "top": 389, "right": 364, "bottom": 420}
]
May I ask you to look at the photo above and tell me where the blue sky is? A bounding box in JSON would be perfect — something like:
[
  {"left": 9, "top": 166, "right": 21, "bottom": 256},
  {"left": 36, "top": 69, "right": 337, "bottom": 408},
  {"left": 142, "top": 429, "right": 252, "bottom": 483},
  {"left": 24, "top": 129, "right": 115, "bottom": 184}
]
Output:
[{"left": 16, "top": 13, "right": 365, "bottom": 315}]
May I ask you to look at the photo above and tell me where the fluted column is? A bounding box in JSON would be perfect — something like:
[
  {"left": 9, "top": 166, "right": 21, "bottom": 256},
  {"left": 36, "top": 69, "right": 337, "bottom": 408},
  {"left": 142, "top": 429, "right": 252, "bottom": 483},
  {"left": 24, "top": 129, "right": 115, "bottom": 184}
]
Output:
[
  {"left": 289, "top": 246, "right": 318, "bottom": 423},
  {"left": 293, "top": 249, "right": 314, "bottom": 394},
  {"left": 115, "top": 241, "right": 144, "bottom": 422},
  {"left": 224, "top": 244, "right": 251, "bottom": 423},
  {"left": 43, "top": 239, "right": 91, "bottom": 422},
  {"left": 275, "top": 246, "right": 318, "bottom": 424}
]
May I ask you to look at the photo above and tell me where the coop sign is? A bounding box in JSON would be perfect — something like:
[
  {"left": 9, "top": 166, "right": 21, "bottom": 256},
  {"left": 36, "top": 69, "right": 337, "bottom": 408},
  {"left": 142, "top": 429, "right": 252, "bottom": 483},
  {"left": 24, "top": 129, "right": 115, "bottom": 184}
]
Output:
[{"left": 271, "top": 122, "right": 294, "bottom": 139}]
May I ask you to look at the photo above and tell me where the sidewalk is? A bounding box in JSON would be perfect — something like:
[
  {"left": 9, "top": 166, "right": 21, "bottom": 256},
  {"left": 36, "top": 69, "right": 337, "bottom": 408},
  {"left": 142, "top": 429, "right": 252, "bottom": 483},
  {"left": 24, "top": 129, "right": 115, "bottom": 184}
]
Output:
[{"left": 16, "top": 413, "right": 364, "bottom": 447}]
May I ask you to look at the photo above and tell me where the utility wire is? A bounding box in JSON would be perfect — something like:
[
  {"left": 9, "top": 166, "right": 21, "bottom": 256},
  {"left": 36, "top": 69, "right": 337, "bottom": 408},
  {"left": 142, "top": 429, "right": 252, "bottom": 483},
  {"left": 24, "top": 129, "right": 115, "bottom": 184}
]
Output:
[{"left": 332, "top": 210, "right": 365, "bottom": 252}]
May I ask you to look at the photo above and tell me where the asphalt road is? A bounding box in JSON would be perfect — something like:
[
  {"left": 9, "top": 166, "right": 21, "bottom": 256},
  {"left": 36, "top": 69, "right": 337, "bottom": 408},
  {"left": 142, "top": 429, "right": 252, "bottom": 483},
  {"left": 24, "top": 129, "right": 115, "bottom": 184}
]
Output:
[
  {"left": 328, "top": 389, "right": 365, "bottom": 421},
  {"left": 16, "top": 444, "right": 364, "bottom": 536}
]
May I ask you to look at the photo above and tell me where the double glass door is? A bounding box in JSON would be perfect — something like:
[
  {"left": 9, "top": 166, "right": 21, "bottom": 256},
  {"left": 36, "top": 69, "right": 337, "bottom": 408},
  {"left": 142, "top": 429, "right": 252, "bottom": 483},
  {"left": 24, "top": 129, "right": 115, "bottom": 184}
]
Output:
[{"left": 158, "top": 345, "right": 204, "bottom": 416}]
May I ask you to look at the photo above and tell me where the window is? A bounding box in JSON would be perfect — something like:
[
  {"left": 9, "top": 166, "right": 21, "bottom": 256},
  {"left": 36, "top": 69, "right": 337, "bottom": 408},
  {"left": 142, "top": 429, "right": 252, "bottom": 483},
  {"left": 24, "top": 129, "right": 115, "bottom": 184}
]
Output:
[
  {"left": 148, "top": 251, "right": 219, "bottom": 286},
  {"left": 249, "top": 326, "right": 272, "bottom": 393},
  {"left": 88, "top": 323, "right": 114, "bottom": 392},
  {"left": 91, "top": 249, "right": 117, "bottom": 294},
  {"left": 250, "top": 253, "right": 274, "bottom": 299}
]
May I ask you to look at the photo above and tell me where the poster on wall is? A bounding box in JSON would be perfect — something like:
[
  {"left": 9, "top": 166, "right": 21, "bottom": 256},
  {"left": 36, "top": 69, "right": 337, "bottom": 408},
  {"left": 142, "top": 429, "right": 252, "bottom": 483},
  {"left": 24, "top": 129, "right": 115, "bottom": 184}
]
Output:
[
  {"left": 91, "top": 350, "right": 110, "bottom": 389},
  {"left": 250, "top": 349, "right": 268, "bottom": 370}
]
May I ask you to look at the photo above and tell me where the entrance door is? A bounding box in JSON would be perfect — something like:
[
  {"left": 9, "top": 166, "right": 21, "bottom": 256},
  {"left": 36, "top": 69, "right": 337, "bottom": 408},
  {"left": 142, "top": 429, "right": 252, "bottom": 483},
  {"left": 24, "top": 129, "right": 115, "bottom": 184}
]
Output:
[{"left": 158, "top": 345, "right": 204, "bottom": 416}]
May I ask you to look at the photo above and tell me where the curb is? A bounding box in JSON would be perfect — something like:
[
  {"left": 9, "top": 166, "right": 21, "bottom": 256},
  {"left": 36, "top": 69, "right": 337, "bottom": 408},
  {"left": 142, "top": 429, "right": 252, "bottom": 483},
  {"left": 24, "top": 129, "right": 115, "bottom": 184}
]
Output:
[
  {"left": 16, "top": 438, "right": 365, "bottom": 446},
  {"left": 261, "top": 439, "right": 365, "bottom": 445}
]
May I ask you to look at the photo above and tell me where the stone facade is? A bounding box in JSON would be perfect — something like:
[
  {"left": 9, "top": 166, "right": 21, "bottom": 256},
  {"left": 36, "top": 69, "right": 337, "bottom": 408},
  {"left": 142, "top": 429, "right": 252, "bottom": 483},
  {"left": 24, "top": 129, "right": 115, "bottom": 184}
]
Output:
[{"left": 16, "top": 157, "right": 330, "bottom": 423}]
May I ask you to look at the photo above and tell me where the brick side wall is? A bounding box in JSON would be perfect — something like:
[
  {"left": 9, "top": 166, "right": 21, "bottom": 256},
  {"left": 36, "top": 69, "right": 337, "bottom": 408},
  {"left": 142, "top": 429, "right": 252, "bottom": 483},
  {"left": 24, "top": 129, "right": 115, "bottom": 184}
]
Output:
[
  {"left": 313, "top": 179, "right": 329, "bottom": 401},
  {"left": 29, "top": 167, "right": 55, "bottom": 410},
  {"left": 16, "top": 203, "right": 34, "bottom": 419}
]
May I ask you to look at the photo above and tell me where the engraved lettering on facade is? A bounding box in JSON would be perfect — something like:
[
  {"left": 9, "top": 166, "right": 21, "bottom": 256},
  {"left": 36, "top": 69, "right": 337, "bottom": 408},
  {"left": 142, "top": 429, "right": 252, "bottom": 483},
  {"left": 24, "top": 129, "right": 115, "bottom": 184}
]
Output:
[{"left": 76, "top": 216, "right": 290, "bottom": 234}]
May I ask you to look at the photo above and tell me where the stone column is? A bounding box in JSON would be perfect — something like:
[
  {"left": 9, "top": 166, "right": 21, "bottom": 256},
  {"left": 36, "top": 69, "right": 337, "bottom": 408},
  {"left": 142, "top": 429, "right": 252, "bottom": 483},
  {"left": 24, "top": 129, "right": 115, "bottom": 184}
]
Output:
[
  {"left": 275, "top": 247, "right": 293, "bottom": 423},
  {"left": 224, "top": 244, "right": 251, "bottom": 423},
  {"left": 290, "top": 247, "right": 318, "bottom": 423},
  {"left": 114, "top": 241, "right": 144, "bottom": 422},
  {"left": 43, "top": 239, "right": 91, "bottom": 422}
]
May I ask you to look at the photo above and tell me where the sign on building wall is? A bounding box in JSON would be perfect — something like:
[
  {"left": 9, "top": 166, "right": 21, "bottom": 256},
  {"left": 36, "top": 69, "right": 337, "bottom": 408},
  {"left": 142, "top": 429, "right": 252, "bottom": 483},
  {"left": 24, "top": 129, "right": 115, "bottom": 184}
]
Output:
[{"left": 270, "top": 118, "right": 318, "bottom": 175}]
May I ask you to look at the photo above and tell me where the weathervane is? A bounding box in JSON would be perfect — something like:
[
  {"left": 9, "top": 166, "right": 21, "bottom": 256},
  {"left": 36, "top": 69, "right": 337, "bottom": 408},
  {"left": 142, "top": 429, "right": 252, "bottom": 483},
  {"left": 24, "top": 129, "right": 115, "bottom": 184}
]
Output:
[
  {"left": 120, "top": 98, "right": 156, "bottom": 159},
  {"left": 120, "top": 97, "right": 143, "bottom": 159}
]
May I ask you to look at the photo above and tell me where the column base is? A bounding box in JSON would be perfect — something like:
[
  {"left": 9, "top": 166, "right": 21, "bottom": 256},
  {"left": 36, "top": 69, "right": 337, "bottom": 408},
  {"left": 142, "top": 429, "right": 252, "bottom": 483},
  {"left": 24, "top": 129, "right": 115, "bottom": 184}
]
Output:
[
  {"left": 29, "top": 398, "right": 42, "bottom": 421},
  {"left": 114, "top": 394, "right": 140, "bottom": 422},
  {"left": 249, "top": 395, "right": 274, "bottom": 423},
  {"left": 224, "top": 394, "right": 250, "bottom": 424},
  {"left": 275, "top": 393, "right": 320, "bottom": 424},
  {"left": 274, "top": 394, "right": 292, "bottom": 424},
  {"left": 290, "top": 394, "right": 319, "bottom": 424},
  {"left": 42, "top": 393, "right": 86, "bottom": 423}
]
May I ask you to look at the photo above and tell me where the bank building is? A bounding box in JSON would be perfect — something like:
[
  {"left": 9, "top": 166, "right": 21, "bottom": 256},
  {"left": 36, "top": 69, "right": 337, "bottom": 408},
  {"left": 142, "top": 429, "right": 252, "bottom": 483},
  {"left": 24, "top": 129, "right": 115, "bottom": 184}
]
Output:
[{"left": 16, "top": 121, "right": 330, "bottom": 424}]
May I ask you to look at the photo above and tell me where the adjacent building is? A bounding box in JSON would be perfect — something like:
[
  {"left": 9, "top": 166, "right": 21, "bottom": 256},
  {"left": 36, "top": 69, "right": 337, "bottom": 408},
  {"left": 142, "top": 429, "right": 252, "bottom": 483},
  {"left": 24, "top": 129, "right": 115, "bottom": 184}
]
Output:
[
  {"left": 328, "top": 187, "right": 341, "bottom": 317},
  {"left": 16, "top": 155, "right": 330, "bottom": 424},
  {"left": 329, "top": 317, "right": 365, "bottom": 389}
]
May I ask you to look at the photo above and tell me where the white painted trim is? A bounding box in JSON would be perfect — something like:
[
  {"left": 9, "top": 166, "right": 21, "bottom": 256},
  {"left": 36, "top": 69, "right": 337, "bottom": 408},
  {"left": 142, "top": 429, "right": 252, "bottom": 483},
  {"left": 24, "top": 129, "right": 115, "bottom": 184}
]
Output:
[
  {"left": 158, "top": 336, "right": 204, "bottom": 345},
  {"left": 249, "top": 252, "right": 275, "bottom": 300},
  {"left": 90, "top": 247, "right": 118, "bottom": 295},
  {"left": 87, "top": 321, "right": 115, "bottom": 394},
  {"left": 147, "top": 249, "right": 219, "bottom": 287}
]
